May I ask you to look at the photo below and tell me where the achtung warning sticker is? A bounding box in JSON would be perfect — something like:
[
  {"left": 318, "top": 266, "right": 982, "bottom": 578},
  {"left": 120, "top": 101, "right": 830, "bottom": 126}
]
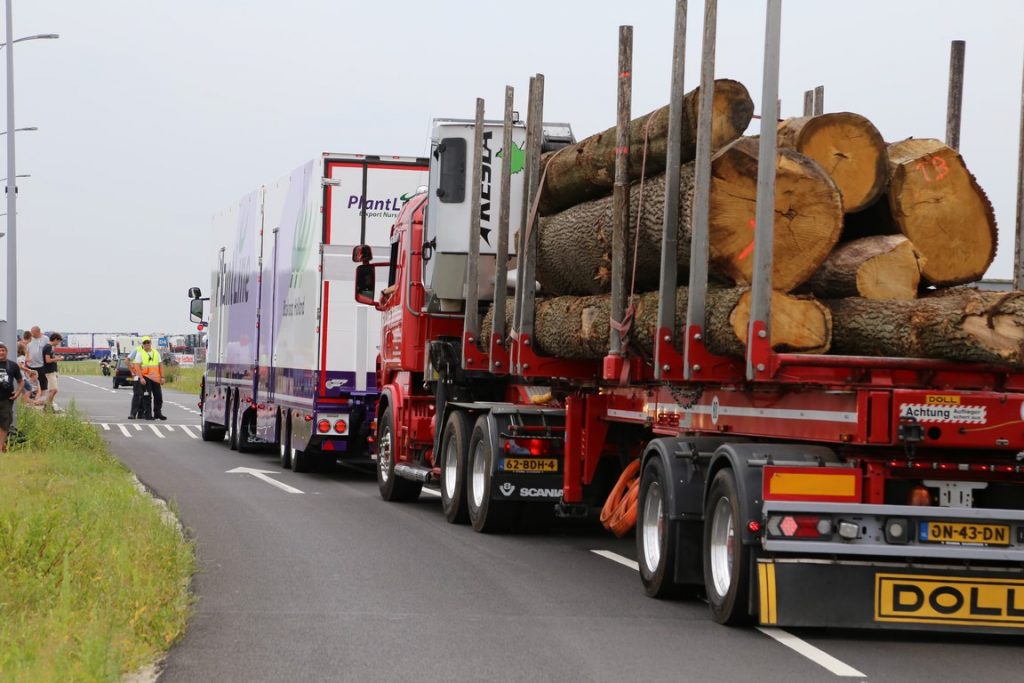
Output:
[{"left": 899, "top": 403, "right": 987, "bottom": 424}]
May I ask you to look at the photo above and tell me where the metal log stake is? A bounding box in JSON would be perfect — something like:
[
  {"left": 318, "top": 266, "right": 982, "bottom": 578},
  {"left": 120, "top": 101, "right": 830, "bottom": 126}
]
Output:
[
  {"left": 684, "top": 0, "right": 718, "bottom": 381},
  {"left": 491, "top": 86, "right": 514, "bottom": 372},
  {"left": 1016, "top": 52, "right": 1024, "bottom": 291},
  {"left": 609, "top": 26, "right": 633, "bottom": 360},
  {"left": 946, "top": 40, "right": 966, "bottom": 150},
  {"left": 463, "top": 98, "right": 485, "bottom": 349},
  {"left": 747, "top": 0, "right": 783, "bottom": 381},
  {"left": 655, "top": 0, "right": 687, "bottom": 380}
]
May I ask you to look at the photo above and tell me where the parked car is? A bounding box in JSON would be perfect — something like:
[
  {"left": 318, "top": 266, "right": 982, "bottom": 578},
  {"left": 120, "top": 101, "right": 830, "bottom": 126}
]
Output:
[{"left": 112, "top": 357, "right": 134, "bottom": 389}]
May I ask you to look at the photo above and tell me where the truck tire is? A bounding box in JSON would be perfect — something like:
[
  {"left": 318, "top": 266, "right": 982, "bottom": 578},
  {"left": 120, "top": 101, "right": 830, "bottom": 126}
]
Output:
[
  {"left": 439, "top": 410, "right": 472, "bottom": 524},
  {"left": 292, "top": 445, "right": 311, "bottom": 473},
  {"left": 237, "top": 409, "right": 257, "bottom": 454},
  {"left": 637, "top": 457, "right": 682, "bottom": 599},
  {"left": 377, "top": 406, "right": 422, "bottom": 502},
  {"left": 112, "top": 377, "right": 120, "bottom": 389},
  {"left": 201, "top": 414, "right": 226, "bottom": 442},
  {"left": 279, "top": 414, "right": 292, "bottom": 469},
  {"left": 703, "top": 468, "right": 753, "bottom": 625},
  {"left": 227, "top": 396, "right": 239, "bottom": 451},
  {"left": 466, "top": 415, "right": 519, "bottom": 533}
]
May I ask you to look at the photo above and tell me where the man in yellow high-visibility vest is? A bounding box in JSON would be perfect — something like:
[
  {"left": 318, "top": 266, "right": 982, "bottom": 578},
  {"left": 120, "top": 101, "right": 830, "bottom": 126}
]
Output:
[{"left": 128, "top": 336, "right": 166, "bottom": 420}]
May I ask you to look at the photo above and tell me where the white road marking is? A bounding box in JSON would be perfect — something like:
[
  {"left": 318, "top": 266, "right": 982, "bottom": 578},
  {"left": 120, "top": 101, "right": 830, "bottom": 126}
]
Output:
[
  {"left": 590, "top": 549, "right": 640, "bottom": 571},
  {"left": 148, "top": 424, "right": 165, "bottom": 438},
  {"left": 117, "top": 424, "right": 132, "bottom": 438},
  {"left": 226, "top": 467, "right": 304, "bottom": 494},
  {"left": 133, "top": 424, "right": 142, "bottom": 431},
  {"left": 164, "top": 424, "right": 174, "bottom": 431},
  {"left": 180, "top": 425, "right": 199, "bottom": 439},
  {"left": 420, "top": 488, "right": 441, "bottom": 498},
  {"left": 756, "top": 627, "right": 866, "bottom": 678},
  {"left": 100, "top": 423, "right": 110, "bottom": 431},
  {"left": 591, "top": 550, "right": 867, "bottom": 678},
  {"left": 65, "top": 376, "right": 118, "bottom": 394}
]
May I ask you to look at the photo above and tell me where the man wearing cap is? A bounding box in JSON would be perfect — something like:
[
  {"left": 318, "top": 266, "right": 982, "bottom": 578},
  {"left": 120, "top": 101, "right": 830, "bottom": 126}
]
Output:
[
  {"left": 0, "top": 342, "right": 24, "bottom": 452},
  {"left": 128, "top": 336, "right": 166, "bottom": 420}
]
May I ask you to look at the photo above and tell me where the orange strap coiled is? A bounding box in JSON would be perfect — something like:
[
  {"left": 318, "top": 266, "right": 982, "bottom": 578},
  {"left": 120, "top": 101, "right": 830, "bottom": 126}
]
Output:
[{"left": 600, "top": 459, "right": 641, "bottom": 538}]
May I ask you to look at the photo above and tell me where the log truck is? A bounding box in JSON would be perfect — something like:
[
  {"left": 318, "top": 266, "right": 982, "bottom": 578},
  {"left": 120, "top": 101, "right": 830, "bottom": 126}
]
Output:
[{"left": 352, "top": 4, "right": 1024, "bottom": 633}]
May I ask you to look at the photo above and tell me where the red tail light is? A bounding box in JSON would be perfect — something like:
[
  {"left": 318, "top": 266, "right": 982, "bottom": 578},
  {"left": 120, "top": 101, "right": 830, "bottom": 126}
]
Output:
[
  {"left": 503, "top": 438, "right": 552, "bottom": 456},
  {"left": 317, "top": 420, "right": 331, "bottom": 433},
  {"left": 334, "top": 420, "right": 347, "bottom": 434}
]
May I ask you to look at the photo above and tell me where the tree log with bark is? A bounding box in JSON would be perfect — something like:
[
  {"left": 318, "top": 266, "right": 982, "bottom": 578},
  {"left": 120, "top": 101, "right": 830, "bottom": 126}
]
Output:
[
  {"left": 805, "top": 235, "right": 923, "bottom": 300},
  {"left": 535, "top": 137, "right": 843, "bottom": 296},
  {"left": 482, "top": 286, "right": 832, "bottom": 360},
  {"left": 776, "top": 112, "right": 888, "bottom": 212},
  {"left": 825, "top": 289, "right": 1024, "bottom": 367},
  {"left": 845, "top": 139, "right": 996, "bottom": 287},
  {"left": 536, "top": 79, "right": 754, "bottom": 216}
]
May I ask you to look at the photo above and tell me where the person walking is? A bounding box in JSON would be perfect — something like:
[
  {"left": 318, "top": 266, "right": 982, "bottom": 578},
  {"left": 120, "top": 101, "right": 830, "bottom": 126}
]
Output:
[
  {"left": 129, "top": 336, "right": 166, "bottom": 420},
  {"left": 41, "top": 333, "right": 63, "bottom": 413},
  {"left": 0, "top": 342, "right": 24, "bottom": 452},
  {"left": 16, "top": 331, "right": 43, "bottom": 408}
]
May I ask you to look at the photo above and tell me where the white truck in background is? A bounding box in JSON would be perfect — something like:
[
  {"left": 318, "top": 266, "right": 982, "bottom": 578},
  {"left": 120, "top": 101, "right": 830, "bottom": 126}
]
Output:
[{"left": 189, "top": 153, "right": 428, "bottom": 471}]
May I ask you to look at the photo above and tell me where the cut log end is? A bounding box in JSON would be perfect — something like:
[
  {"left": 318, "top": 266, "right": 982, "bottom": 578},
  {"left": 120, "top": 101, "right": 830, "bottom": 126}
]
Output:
[
  {"left": 709, "top": 138, "right": 843, "bottom": 292},
  {"left": 730, "top": 291, "right": 832, "bottom": 354},
  {"left": 887, "top": 138, "right": 997, "bottom": 286},
  {"left": 854, "top": 239, "right": 921, "bottom": 300},
  {"left": 778, "top": 113, "right": 888, "bottom": 212}
]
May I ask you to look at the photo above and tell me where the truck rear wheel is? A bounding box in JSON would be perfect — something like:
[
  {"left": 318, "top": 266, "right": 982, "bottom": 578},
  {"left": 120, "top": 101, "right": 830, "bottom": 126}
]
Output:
[
  {"left": 637, "top": 458, "right": 682, "bottom": 599},
  {"left": 466, "top": 415, "right": 518, "bottom": 533},
  {"left": 201, "top": 414, "right": 226, "bottom": 442},
  {"left": 237, "top": 409, "right": 257, "bottom": 454},
  {"left": 279, "top": 414, "right": 292, "bottom": 469},
  {"left": 439, "top": 410, "right": 472, "bottom": 524},
  {"left": 377, "top": 406, "right": 422, "bottom": 502},
  {"left": 703, "top": 469, "right": 752, "bottom": 625}
]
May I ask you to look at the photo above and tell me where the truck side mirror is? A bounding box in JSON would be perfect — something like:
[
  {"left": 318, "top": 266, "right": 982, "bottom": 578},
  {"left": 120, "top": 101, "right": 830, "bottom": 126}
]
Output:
[
  {"left": 189, "top": 298, "right": 204, "bottom": 323},
  {"left": 352, "top": 245, "right": 373, "bottom": 263},
  {"left": 355, "top": 263, "right": 378, "bottom": 307},
  {"left": 188, "top": 286, "right": 202, "bottom": 299}
]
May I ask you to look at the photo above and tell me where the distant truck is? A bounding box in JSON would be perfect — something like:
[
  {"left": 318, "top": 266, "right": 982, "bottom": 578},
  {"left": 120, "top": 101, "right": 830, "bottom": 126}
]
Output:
[{"left": 188, "top": 153, "right": 428, "bottom": 471}]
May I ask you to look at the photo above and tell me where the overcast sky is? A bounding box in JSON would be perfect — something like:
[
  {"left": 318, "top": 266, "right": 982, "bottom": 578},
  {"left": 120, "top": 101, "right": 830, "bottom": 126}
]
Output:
[{"left": 4, "top": 0, "right": 1023, "bottom": 333}]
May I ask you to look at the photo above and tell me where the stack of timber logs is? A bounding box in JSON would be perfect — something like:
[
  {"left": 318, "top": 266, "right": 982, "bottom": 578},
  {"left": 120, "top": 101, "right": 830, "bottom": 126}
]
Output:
[
  {"left": 536, "top": 138, "right": 844, "bottom": 295},
  {"left": 495, "top": 87, "right": 1021, "bottom": 367},
  {"left": 536, "top": 79, "right": 755, "bottom": 216}
]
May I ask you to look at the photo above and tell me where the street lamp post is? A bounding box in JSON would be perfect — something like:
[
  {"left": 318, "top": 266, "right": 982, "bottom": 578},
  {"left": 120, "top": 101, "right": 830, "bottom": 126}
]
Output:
[{"left": 0, "top": 0, "right": 58, "bottom": 346}]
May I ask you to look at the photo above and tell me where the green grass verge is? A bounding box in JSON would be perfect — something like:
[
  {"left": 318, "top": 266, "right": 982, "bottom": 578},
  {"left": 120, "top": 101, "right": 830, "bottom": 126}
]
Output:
[
  {"left": 164, "top": 364, "right": 204, "bottom": 397},
  {"left": 0, "top": 405, "right": 194, "bottom": 682},
  {"left": 58, "top": 360, "right": 104, "bottom": 376}
]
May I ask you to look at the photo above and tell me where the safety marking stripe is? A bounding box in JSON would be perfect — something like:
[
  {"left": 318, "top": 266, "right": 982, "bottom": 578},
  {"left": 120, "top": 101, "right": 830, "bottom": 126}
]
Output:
[
  {"left": 148, "top": 425, "right": 165, "bottom": 438},
  {"left": 688, "top": 404, "right": 858, "bottom": 423},
  {"left": 164, "top": 424, "right": 174, "bottom": 431},
  {"left": 117, "top": 424, "right": 132, "bottom": 438},
  {"left": 180, "top": 425, "right": 199, "bottom": 440},
  {"left": 100, "top": 423, "right": 110, "bottom": 431},
  {"left": 133, "top": 424, "right": 142, "bottom": 431}
]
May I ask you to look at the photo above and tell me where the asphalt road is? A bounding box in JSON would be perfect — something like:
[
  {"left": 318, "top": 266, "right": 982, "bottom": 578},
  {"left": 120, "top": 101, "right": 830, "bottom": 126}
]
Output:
[{"left": 62, "top": 376, "right": 1024, "bottom": 683}]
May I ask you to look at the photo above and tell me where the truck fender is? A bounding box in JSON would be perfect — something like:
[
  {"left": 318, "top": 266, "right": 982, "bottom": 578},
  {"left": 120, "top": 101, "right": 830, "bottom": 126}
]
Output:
[
  {"left": 706, "top": 443, "right": 839, "bottom": 545},
  {"left": 640, "top": 437, "right": 749, "bottom": 520}
]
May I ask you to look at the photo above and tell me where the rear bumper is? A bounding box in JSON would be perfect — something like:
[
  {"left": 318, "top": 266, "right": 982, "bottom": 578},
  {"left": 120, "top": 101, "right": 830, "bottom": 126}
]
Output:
[{"left": 758, "top": 557, "right": 1024, "bottom": 634}]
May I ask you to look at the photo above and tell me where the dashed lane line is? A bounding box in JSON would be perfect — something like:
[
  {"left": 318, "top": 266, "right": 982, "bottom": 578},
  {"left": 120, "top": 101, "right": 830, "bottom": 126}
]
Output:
[
  {"left": 589, "top": 549, "right": 639, "bottom": 571},
  {"left": 590, "top": 549, "right": 867, "bottom": 678},
  {"left": 756, "top": 627, "right": 866, "bottom": 678}
]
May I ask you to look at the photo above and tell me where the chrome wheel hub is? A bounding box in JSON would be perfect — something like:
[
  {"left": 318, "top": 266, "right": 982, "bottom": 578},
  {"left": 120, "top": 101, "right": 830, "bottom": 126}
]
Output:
[
  {"left": 709, "top": 497, "right": 735, "bottom": 598},
  {"left": 641, "top": 481, "right": 664, "bottom": 573}
]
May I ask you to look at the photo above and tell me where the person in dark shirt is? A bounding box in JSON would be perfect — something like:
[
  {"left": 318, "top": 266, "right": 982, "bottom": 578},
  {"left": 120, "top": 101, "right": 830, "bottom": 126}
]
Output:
[
  {"left": 42, "top": 333, "right": 63, "bottom": 413},
  {"left": 0, "top": 341, "right": 25, "bottom": 452}
]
